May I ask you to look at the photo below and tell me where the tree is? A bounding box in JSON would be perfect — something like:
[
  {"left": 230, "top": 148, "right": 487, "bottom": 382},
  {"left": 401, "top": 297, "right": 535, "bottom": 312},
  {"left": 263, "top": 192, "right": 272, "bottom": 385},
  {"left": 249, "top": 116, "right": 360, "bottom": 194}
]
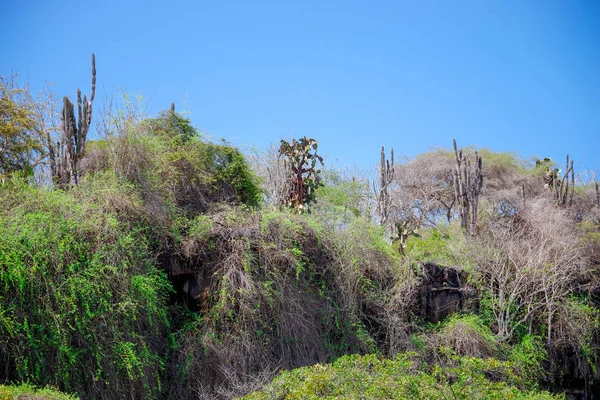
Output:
[
  {"left": 278, "top": 137, "right": 324, "bottom": 212},
  {"left": 471, "top": 198, "right": 588, "bottom": 343},
  {"left": 257, "top": 143, "right": 293, "bottom": 207},
  {"left": 0, "top": 76, "right": 43, "bottom": 175},
  {"left": 389, "top": 149, "right": 456, "bottom": 227}
]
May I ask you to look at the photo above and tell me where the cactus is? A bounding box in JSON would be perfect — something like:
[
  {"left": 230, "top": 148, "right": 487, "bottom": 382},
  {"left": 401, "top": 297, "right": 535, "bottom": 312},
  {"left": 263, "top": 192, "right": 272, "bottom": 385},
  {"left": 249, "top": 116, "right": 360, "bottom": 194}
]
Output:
[
  {"left": 553, "top": 155, "right": 574, "bottom": 207},
  {"left": 278, "top": 136, "right": 324, "bottom": 212},
  {"left": 452, "top": 139, "right": 482, "bottom": 235},
  {"left": 534, "top": 155, "right": 576, "bottom": 207},
  {"left": 392, "top": 220, "right": 420, "bottom": 256},
  {"left": 49, "top": 54, "right": 96, "bottom": 187},
  {"left": 536, "top": 158, "right": 560, "bottom": 188},
  {"left": 377, "top": 146, "right": 394, "bottom": 227}
]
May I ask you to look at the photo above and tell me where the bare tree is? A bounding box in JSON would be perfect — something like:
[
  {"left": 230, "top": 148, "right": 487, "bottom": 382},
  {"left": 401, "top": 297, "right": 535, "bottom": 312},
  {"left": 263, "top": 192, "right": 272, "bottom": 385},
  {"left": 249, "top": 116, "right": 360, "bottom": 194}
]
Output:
[
  {"left": 471, "top": 198, "right": 588, "bottom": 343},
  {"left": 95, "top": 90, "right": 148, "bottom": 140},
  {"left": 248, "top": 143, "right": 292, "bottom": 207},
  {"left": 390, "top": 149, "right": 456, "bottom": 227}
]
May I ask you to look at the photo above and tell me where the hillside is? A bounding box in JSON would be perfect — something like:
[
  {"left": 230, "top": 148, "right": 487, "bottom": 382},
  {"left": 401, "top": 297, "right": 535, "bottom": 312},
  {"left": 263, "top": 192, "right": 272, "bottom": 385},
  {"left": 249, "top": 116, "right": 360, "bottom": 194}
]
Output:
[{"left": 1, "top": 72, "right": 599, "bottom": 399}]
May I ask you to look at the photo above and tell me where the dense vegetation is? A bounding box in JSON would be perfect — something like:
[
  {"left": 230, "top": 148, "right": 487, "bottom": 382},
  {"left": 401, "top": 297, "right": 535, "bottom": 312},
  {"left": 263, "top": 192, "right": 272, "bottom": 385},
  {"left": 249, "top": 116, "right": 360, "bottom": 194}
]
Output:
[
  {"left": 242, "top": 351, "right": 560, "bottom": 399},
  {"left": 0, "top": 62, "right": 599, "bottom": 399}
]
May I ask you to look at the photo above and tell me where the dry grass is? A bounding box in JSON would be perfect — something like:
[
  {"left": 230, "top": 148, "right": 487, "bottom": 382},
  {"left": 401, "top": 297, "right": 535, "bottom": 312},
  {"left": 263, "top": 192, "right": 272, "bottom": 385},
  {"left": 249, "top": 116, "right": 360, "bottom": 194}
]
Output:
[{"left": 439, "top": 316, "right": 497, "bottom": 358}]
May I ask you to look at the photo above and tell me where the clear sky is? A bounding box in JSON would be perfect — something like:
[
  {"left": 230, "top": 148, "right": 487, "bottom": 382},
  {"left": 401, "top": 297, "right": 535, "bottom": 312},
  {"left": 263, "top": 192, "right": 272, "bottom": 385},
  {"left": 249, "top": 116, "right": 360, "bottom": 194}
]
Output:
[{"left": 2, "top": 0, "right": 599, "bottom": 174}]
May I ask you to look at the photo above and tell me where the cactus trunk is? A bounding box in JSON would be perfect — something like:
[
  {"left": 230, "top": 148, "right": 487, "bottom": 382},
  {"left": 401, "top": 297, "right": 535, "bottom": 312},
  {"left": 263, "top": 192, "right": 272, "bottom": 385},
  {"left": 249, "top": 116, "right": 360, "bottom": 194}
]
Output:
[
  {"left": 453, "top": 139, "right": 482, "bottom": 236},
  {"left": 49, "top": 54, "right": 96, "bottom": 188}
]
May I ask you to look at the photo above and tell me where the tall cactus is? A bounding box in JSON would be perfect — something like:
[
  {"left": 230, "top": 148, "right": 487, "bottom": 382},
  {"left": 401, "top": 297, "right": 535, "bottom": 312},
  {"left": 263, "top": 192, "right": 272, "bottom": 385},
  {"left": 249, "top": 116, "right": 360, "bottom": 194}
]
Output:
[
  {"left": 377, "top": 146, "right": 394, "bottom": 227},
  {"left": 554, "top": 154, "right": 574, "bottom": 207},
  {"left": 452, "top": 139, "right": 482, "bottom": 235},
  {"left": 49, "top": 54, "right": 96, "bottom": 187}
]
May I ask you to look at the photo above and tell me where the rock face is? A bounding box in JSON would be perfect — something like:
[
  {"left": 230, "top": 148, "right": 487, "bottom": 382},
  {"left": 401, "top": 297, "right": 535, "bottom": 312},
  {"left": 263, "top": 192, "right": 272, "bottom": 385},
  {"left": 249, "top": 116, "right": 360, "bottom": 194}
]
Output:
[
  {"left": 159, "top": 249, "right": 211, "bottom": 312},
  {"left": 416, "top": 263, "right": 474, "bottom": 323}
]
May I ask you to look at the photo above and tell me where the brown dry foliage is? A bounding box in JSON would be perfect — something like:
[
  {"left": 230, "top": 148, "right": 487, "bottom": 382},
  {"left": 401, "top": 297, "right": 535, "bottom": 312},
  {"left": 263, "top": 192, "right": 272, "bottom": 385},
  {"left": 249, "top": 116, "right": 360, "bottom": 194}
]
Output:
[
  {"left": 471, "top": 198, "right": 590, "bottom": 342},
  {"left": 440, "top": 319, "right": 497, "bottom": 359},
  {"left": 390, "top": 150, "right": 456, "bottom": 227},
  {"left": 386, "top": 148, "right": 532, "bottom": 229},
  {"left": 248, "top": 143, "right": 292, "bottom": 207},
  {"left": 165, "top": 208, "right": 390, "bottom": 399},
  {"left": 384, "top": 278, "right": 420, "bottom": 354}
]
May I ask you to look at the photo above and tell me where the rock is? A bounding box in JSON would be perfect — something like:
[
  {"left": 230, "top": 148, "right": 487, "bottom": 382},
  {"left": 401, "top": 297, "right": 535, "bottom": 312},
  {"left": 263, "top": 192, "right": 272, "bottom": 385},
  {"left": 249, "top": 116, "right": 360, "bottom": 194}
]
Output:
[{"left": 416, "top": 262, "right": 475, "bottom": 323}]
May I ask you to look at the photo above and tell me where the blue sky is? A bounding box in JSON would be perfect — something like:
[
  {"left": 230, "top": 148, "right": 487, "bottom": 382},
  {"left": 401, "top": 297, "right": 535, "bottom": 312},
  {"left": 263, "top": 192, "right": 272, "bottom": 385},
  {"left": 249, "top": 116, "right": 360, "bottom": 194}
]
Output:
[{"left": 2, "top": 0, "right": 599, "bottom": 174}]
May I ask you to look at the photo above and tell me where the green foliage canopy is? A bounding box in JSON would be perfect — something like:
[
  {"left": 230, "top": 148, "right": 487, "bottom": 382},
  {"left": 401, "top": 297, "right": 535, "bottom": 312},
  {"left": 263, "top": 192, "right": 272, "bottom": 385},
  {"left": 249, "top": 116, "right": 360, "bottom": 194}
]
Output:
[
  {"left": 0, "top": 182, "right": 170, "bottom": 399},
  {"left": 0, "top": 82, "right": 42, "bottom": 174}
]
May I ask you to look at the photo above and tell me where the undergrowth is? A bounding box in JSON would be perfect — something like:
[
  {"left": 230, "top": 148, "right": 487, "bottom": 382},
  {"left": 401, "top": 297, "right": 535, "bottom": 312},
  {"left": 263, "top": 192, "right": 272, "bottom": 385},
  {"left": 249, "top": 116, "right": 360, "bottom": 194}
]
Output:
[
  {"left": 1, "top": 106, "right": 596, "bottom": 400},
  {"left": 166, "top": 208, "right": 394, "bottom": 398},
  {"left": 242, "top": 352, "right": 561, "bottom": 400},
  {"left": 0, "top": 383, "right": 78, "bottom": 400},
  {"left": 0, "top": 183, "right": 171, "bottom": 399}
]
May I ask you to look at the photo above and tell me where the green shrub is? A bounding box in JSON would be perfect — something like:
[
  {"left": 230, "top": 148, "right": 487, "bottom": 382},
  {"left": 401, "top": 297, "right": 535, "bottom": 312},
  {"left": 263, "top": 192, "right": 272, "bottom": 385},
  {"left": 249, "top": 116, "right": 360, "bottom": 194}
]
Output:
[
  {"left": 0, "top": 182, "right": 170, "bottom": 399},
  {"left": 309, "top": 174, "right": 366, "bottom": 230},
  {"left": 508, "top": 335, "right": 548, "bottom": 389},
  {"left": 404, "top": 226, "right": 459, "bottom": 265},
  {"left": 0, "top": 383, "right": 78, "bottom": 400},
  {"left": 81, "top": 111, "right": 263, "bottom": 212},
  {"left": 202, "top": 143, "right": 263, "bottom": 207},
  {"left": 243, "top": 352, "right": 562, "bottom": 400}
]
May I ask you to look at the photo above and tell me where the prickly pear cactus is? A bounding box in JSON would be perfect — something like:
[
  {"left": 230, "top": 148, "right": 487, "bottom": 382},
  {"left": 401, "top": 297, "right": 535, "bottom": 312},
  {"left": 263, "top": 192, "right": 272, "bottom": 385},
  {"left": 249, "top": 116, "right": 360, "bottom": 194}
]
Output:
[
  {"left": 278, "top": 136, "right": 324, "bottom": 212},
  {"left": 392, "top": 220, "right": 421, "bottom": 256}
]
